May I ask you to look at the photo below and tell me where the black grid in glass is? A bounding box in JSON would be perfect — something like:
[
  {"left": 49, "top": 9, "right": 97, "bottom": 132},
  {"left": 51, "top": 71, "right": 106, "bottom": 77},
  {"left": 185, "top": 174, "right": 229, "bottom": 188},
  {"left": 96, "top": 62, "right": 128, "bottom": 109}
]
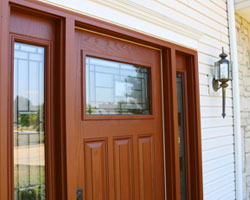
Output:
[
  {"left": 13, "top": 42, "right": 46, "bottom": 200},
  {"left": 85, "top": 56, "right": 151, "bottom": 115}
]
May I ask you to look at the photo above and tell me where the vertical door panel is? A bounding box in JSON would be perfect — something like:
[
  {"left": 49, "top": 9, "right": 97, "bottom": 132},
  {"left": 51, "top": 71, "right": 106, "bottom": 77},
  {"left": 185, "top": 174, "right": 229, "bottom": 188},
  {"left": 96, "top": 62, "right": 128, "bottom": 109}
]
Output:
[
  {"left": 113, "top": 137, "right": 133, "bottom": 200},
  {"left": 138, "top": 135, "right": 154, "bottom": 200},
  {"left": 84, "top": 139, "right": 108, "bottom": 200}
]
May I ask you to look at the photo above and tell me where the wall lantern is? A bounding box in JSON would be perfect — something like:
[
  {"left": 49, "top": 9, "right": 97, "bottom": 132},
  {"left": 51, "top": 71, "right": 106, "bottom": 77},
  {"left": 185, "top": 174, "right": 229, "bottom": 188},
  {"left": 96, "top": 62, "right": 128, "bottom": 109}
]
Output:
[{"left": 213, "top": 47, "right": 232, "bottom": 118}]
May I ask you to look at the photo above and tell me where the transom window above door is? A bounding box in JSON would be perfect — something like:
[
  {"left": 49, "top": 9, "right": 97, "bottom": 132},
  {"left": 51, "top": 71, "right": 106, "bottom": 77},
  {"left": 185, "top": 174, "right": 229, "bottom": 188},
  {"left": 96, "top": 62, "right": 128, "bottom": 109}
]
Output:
[{"left": 85, "top": 56, "right": 151, "bottom": 115}]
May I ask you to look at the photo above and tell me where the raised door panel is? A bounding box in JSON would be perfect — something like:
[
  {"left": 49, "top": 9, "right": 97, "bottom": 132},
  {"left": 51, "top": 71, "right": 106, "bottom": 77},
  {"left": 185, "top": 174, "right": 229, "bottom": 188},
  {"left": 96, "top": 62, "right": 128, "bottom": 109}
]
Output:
[
  {"left": 84, "top": 139, "right": 108, "bottom": 200},
  {"left": 113, "top": 137, "right": 133, "bottom": 200},
  {"left": 138, "top": 135, "right": 155, "bottom": 200}
]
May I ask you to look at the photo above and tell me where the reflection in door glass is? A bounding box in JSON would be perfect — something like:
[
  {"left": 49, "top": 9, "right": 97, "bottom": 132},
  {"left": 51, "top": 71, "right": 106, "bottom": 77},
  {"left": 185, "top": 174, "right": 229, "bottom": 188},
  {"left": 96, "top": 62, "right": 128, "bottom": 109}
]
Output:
[
  {"left": 13, "top": 42, "right": 46, "bottom": 199},
  {"left": 177, "top": 73, "right": 187, "bottom": 200},
  {"left": 85, "top": 57, "right": 151, "bottom": 115}
]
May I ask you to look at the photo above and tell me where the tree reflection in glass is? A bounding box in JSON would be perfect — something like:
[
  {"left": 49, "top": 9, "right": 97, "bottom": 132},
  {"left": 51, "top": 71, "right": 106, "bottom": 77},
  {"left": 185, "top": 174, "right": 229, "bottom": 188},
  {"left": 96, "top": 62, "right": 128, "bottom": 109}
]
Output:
[{"left": 85, "top": 57, "right": 151, "bottom": 115}]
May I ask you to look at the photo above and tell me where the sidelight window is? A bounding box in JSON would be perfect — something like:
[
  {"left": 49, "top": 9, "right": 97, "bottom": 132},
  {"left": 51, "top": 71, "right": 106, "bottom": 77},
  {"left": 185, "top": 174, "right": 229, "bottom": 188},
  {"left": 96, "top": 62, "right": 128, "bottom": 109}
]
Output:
[{"left": 13, "top": 42, "right": 46, "bottom": 199}]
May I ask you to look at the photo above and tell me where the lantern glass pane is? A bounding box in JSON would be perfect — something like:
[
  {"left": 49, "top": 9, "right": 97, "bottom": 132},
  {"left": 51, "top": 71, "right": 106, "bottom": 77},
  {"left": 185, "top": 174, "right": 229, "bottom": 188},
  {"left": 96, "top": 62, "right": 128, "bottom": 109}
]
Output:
[
  {"left": 220, "top": 62, "right": 228, "bottom": 79},
  {"left": 214, "top": 62, "right": 220, "bottom": 80}
]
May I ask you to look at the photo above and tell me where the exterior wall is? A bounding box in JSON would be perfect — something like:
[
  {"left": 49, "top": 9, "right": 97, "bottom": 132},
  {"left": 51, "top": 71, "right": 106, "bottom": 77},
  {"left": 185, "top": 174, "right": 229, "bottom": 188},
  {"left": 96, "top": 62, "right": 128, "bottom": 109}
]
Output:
[
  {"left": 235, "top": 13, "right": 250, "bottom": 200},
  {"left": 40, "top": 0, "right": 236, "bottom": 199}
]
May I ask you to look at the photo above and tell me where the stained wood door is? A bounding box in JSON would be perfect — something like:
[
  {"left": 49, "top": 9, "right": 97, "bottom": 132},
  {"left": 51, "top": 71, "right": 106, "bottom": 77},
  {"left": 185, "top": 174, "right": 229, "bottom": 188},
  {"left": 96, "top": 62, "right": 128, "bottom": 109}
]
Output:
[{"left": 74, "top": 29, "right": 165, "bottom": 200}]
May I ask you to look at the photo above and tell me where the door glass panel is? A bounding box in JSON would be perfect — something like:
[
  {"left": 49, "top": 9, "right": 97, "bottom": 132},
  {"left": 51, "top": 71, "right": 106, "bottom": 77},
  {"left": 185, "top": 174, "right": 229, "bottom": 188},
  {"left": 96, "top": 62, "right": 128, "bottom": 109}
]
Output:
[
  {"left": 176, "top": 73, "right": 187, "bottom": 200},
  {"left": 13, "top": 42, "right": 46, "bottom": 199},
  {"left": 85, "top": 56, "right": 151, "bottom": 115}
]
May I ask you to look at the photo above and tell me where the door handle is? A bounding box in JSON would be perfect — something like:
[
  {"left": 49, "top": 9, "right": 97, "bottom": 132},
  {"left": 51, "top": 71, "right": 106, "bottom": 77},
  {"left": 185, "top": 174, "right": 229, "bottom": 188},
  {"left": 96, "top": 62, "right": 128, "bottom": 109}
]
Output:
[{"left": 77, "top": 187, "right": 83, "bottom": 200}]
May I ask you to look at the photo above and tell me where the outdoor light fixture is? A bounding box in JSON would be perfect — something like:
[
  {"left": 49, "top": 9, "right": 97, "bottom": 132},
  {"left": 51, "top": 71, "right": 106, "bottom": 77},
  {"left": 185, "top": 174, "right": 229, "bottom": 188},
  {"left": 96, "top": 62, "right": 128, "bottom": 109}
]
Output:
[{"left": 213, "top": 47, "right": 232, "bottom": 118}]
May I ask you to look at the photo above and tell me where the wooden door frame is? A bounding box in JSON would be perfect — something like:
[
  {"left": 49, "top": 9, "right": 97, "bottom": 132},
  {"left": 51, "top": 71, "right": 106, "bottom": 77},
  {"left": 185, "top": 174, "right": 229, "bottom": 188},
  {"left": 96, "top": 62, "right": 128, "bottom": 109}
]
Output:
[
  {"left": 9, "top": 33, "right": 55, "bottom": 200},
  {"left": 1, "top": 3, "right": 67, "bottom": 200},
  {"left": 0, "top": 0, "right": 203, "bottom": 199},
  {"left": 174, "top": 51, "right": 203, "bottom": 200}
]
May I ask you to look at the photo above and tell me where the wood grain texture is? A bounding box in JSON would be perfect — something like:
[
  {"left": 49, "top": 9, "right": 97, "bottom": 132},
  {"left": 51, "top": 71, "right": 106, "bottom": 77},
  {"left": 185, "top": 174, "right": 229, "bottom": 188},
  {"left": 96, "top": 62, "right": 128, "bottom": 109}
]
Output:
[
  {"left": 75, "top": 29, "right": 165, "bottom": 200},
  {"left": 138, "top": 135, "right": 155, "bottom": 200},
  {"left": 84, "top": 139, "right": 108, "bottom": 200},
  {"left": 10, "top": 10, "right": 55, "bottom": 41},
  {"left": 0, "top": 0, "right": 10, "bottom": 199},
  {"left": 162, "top": 48, "right": 181, "bottom": 200},
  {"left": 65, "top": 17, "right": 77, "bottom": 200},
  {"left": 113, "top": 137, "right": 133, "bottom": 200},
  {"left": 7, "top": 7, "right": 66, "bottom": 200}
]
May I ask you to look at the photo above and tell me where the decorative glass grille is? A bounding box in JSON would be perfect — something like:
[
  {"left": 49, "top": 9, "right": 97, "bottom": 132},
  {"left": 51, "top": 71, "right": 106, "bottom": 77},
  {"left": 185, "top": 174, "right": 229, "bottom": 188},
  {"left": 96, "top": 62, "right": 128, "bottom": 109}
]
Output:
[
  {"left": 85, "top": 56, "right": 151, "bottom": 115},
  {"left": 13, "top": 42, "right": 46, "bottom": 200}
]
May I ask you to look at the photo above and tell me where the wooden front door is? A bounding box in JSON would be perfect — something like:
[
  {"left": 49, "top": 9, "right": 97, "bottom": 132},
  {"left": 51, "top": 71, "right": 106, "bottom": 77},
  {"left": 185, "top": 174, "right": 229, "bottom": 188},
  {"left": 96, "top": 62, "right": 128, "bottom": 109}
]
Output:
[{"left": 73, "top": 29, "right": 165, "bottom": 200}]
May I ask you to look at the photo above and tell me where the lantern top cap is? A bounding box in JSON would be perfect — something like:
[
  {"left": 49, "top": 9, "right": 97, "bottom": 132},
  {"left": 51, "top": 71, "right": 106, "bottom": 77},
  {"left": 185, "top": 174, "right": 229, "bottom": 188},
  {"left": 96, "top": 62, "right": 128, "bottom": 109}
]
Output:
[{"left": 219, "top": 47, "right": 228, "bottom": 60}]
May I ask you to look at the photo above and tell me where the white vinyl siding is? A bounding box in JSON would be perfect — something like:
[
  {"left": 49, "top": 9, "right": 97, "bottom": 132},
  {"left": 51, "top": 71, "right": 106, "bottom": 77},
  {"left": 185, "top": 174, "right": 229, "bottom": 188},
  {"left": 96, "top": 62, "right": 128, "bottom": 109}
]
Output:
[{"left": 40, "top": 0, "right": 235, "bottom": 199}]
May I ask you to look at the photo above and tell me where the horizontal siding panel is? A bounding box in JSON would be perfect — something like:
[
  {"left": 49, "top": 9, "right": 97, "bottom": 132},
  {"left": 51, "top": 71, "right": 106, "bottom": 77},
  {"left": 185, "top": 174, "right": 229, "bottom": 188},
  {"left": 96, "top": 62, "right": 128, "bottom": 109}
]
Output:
[
  {"left": 136, "top": 0, "right": 230, "bottom": 42},
  {"left": 202, "top": 145, "right": 234, "bottom": 162},
  {"left": 198, "top": 52, "right": 233, "bottom": 69},
  {"left": 203, "top": 163, "right": 235, "bottom": 184},
  {"left": 203, "top": 173, "right": 235, "bottom": 196},
  {"left": 199, "top": 74, "right": 209, "bottom": 85},
  {"left": 155, "top": 0, "right": 229, "bottom": 32},
  {"left": 198, "top": 63, "right": 213, "bottom": 74},
  {"left": 177, "top": 0, "right": 228, "bottom": 25},
  {"left": 195, "top": 0, "right": 227, "bottom": 18},
  {"left": 198, "top": 52, "right": 218, "bottom": 65},
  {"left": 220, "top": 190, "right": 236, "bottom": 200},
  {"left": 202, "top": 32, "right": 229, "bottom": 45},
  {"left": 199, "top": 85, "right": 209, "bottom": 96},
  {"left": 200, "top": 96, "right": 233, "bottom": 107},
  {"left": 209, "top": 0, "right": 227, "bottom": 11},
  {"left": 200, "top": 35, "right": 229, "bottom": 50},
  {"left": 201, "top": 126, "right": 234, "bottom": 139},
  {"left": 201, "top": 106, "right": 233, "bottom": 118},
  {"left": 200, "top": 91, "right": 233, "bottom": 99},
  {"left": 205, "top": 182, "right": 235, "bottom": 200},
  {"left": 201, "top": 89, "right": 232, "bottom": 98},
  {"left": 198, "top": 42, "right": 230, "bottom": 58},
  {"left": 201, "top": 117, "right": 233, "bottom": 129},
  {"left": 202, "top": 135, "right": 234, "bottom": 151},
  {"left": 203, "top": 154, "right": 235, "bottom": 173}
]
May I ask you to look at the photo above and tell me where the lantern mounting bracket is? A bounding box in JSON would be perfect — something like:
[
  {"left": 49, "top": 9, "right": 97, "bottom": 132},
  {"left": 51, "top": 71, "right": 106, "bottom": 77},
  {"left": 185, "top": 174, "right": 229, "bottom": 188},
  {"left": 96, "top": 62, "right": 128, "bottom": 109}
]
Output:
[{"left": 212, "top": 78, "right": 221, "bottom": 91}]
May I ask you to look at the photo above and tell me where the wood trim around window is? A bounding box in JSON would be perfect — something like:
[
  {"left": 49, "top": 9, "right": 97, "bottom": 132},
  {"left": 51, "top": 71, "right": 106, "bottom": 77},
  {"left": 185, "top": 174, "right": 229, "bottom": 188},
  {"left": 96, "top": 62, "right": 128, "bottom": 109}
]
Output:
[
  {"left": 0, "top": 1, "right": 11, "bottom": 200},
  {"left": 0, "top": 0, "right": 203, "bottom": 199},
  {"left": 175, "top": 51, "right": 203, "bottom": 200},
  {"left": 81, "top": 50, "right": 156, "bottom": 121},
  {"left": 9, "top": 33, "right": 54, "bottom": 200}
]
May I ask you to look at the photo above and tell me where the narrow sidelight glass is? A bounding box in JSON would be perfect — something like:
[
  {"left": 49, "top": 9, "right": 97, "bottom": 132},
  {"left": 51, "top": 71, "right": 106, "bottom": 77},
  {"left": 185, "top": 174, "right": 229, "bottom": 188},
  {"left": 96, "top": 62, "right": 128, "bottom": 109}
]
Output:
[
  {"left": 13, "top": 42, "right": 46, "bottom": 199},
  {"left": 85, "top": 56, "right": 151, "bottom": 115},
  {"left": 176, "top": 73, "right": 187, "bottom": 200}
]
